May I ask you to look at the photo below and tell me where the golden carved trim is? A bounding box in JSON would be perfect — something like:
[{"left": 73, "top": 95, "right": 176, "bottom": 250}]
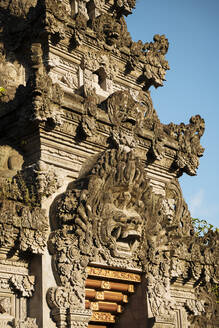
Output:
[
  {"left": 86, "top": 267, "right": 141, "bottom": 282},
  {"left": 91, "top": 311, "right": 115, "bottom": 323}
]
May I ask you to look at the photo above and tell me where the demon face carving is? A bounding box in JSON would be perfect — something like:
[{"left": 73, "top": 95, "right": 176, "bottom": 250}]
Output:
[{"left": 99, "top": 191, "right": 143, "bottom": 258}]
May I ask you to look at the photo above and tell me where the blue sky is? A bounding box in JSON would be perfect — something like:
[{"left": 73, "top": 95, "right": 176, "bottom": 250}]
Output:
[{"left": 126, "top": 0, "right": 219, "bottom": 227}]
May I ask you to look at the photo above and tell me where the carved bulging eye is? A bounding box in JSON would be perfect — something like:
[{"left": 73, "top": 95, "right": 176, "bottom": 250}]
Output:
[{"left": 120, "top": 216, "right": 127, "bottom": 223}]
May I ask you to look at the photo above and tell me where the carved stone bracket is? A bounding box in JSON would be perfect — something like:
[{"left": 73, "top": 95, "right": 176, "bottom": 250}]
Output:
[
  {"left": 114, "top": 0, "right": 136, "bottom": 16},
  {"left": 10, "top": 275, "right": 35, "bottom": 297},
  {"left": 165, "top": 115, "right": 205, "bottom": 176}
]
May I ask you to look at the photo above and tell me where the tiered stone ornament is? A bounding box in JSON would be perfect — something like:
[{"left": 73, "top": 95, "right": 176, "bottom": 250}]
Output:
[{"left": 0, "top": 0, "right": 218, "bottom": 327}]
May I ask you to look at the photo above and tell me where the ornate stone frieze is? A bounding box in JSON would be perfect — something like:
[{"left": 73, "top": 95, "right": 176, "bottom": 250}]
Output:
[
  {"left": 0, "top": 155, "right": 60, "bottom": 256},
  {"left": 72, "top": 0, "right": 136, "bottom": 19},
  {"left": 185, "top": 299, "right": 205, "bottom": 316},
  {"left": 46, "top": 150, "right": 136, "bottom": 320},
  {"left": 61, "top": 71, "right": 79, "bottom": 89},
  {"left": 89, "top": 13, "right": 170, "bottom": 88},
  {"left": 0, "top": 1, "right": 44, "bottom": 52},
  {"left": 48, "top": 287, "right": 85, "bottom": 310},
  {"left": 186, "top": 286, "right": 219, "bottom": 327},
  {"left": 143, "top": 114, "right": 205, "bottom": 176},
  {"left": 0, "top": 278, "right": 10, "bottom": 290},
  {"left": 86, "top": 0, "right": 105, "bottom": 20},
  {"left": 0, "top": 43, "right": 64, "bottom": 131},
  {"left": 150, "top": 121, "right": 166, "bottom": 160},
  {"left": 148, "top": 314, "right": 176, "bottom": 327},
  {"left": 79, "top": 87, "right": 99, "bottom": 138},
  {"left": 107, "top": 90, "right": 141, "bottom": 126}
]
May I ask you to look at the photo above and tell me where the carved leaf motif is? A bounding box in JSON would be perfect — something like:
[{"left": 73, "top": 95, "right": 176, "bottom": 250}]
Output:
[
  {"left": 115, "top": 0, "right": 136, "bottom": 16},
  {"left": 164, "top": 115, "right": 205, "bottom": 175},
  {"left": 10, "top": 275, "right": 35, "bottom": 297}
]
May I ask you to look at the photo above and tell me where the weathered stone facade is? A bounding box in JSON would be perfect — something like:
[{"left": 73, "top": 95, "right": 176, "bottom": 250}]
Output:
[{"left": 0, "top": 1, "right": 218, "bottom": 327}]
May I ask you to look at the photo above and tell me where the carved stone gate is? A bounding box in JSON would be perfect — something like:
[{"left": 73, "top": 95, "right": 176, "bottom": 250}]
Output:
[{"left": 0, "top": 1, "right": 218, "bottom": 327}]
